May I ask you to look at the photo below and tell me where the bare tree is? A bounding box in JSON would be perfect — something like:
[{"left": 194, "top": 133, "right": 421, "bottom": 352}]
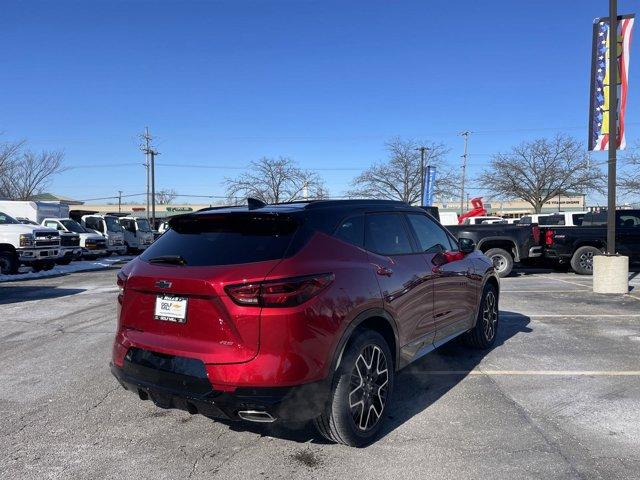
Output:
[
  {"left": 225, "top": 157, "right": 327, "bottom": 204},
  {"left": 0, "top": 139, "right": 25, "bottom": 198},
  {"left": 619, "top": 142, "right": 640, "bottom": 195},
  {"left": 347, "top": 137, "right": 457, "bottom": 204},
  {"left": 1, "top": 148, "right": 65, "bottom": 200},
  {"left": 155, "top": 188, "right": 177, "bottom": 204},
  {"left": 478, "top": 135, "right": 604, "bottom": 213}
]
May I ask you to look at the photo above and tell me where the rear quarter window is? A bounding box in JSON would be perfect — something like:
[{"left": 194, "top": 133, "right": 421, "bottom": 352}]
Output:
[{"left": 140, "top": 214, "right": 299, "bottom": 266}]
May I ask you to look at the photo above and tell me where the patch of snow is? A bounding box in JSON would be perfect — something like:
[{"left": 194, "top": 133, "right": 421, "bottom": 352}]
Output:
[{"left": 0, "top": 256, "right": 135, "bottom": 283}]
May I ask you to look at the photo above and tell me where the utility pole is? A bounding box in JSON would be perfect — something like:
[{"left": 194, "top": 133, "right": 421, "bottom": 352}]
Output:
[
  {"left": 139, "top": 127, "right": 159, "bottom": 226},
  {"left": 118, "top": 190, "right": 123, "bottom": 213},
  {"left": 415, "top": 146, "right": 428, "bottom": 206},
  {"left": 459, "top": 131, "right": 470, "bottom": 215},
  {"left": 606, "top": 0, "right": 618, "bottom": 254}
]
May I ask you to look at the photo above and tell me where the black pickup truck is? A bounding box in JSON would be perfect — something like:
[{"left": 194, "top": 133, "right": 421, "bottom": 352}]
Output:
[
  {"left": 445, "top": 223, "right": 542, "bottom": 277},
  {"left": 542, "top": 209, "right": 640, "bottom": 274}
]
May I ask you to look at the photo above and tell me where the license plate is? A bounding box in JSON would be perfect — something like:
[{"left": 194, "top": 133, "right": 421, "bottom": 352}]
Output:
[{"left": 154, "top": 295, "right": 188, "bottom": 323}]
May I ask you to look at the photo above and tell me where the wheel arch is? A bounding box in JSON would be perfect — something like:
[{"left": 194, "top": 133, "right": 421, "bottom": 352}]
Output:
[
  {"left": 331, "top": 308, "right": 399, "bottom": 374},
  {"left": 477, "top": 237, "right": 520, "bottom": 262},
  {"left": 0, "top": 243, "right": 17, "bottom": 254}
]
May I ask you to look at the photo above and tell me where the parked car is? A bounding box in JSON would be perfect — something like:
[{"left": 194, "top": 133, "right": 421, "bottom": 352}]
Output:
[
  {"left": 111, "top": 199, "right": 499, "bottom": 446},
  {"left": 446, "top": 222, "right": 542, "bottom": 277},
  {"left": 41, "top": 218, "right": 107, "bottom": 259},
  {"left": 117, "top": 216, "right": 154, "bottom": 253},
  {"left": 542, "top": 209, "right": 640, "bottom": 274},
  {"left": 76, "top": 214, "right": 127, "bottom": 256},
  {"left": 0, "top": 211, "right": 60, "bottom": 274},
  {"left": 520, "top": 211, "right": 589, "bottom": 227},
  {"left": 459, "top": 216, "right": 506, "bottom": 225}
]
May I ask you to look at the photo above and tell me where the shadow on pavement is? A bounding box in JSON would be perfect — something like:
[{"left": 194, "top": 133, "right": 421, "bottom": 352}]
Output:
[
  {"left": 209, "top": 310, "right": 532, "bottom": 445},
  {"left": 0, "top": 286, "right": 86, "bottom": 304}
]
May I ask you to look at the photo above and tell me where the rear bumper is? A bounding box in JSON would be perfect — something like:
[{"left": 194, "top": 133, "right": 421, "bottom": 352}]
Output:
[{"left": 110, "top": 351, "right": 329, "bottom": 422}]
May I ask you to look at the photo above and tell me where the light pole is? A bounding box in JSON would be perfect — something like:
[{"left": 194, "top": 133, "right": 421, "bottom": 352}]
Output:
[{"left": 606, "top": 0, "right": 618, "bottom": 254}]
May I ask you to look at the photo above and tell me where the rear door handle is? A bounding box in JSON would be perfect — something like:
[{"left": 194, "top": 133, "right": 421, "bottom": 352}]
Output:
[{"left": 376, "top": 267, "right": 393, "bottom": 277}]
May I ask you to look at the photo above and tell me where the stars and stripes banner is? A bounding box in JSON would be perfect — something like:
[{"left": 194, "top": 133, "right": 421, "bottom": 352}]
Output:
[{"left": 589, "top": 14, "right": 635, "bottom": 151}]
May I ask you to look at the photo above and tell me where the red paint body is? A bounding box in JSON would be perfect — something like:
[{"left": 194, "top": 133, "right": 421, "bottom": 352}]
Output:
[{"left": 112, "top": 207, "right": 495, "bottom": 401}]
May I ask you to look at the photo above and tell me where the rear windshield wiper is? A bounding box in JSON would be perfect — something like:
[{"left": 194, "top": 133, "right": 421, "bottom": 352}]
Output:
[{"left": 147, "top": 255, "right": 187, "bottom": 266}]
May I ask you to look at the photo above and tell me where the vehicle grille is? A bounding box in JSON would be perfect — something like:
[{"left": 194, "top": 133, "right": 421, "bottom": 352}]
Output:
[
  {"left": 86, "top": 239, "right": 107, "bottom": 250},
  {"left": 34, "top": 230, "right": 60, "bottom": 248},
  {"left": 61, "top": 235, "right": 80, "bottom": 247}
]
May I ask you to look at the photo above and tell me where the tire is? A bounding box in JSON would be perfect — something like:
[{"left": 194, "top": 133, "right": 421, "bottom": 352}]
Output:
[
  {"left": 314, "top": 330, "right": 394, "bottom": 447},
  {"left": 0, "top": 251, "right": 19, "bottom": 275},
  {"left": 42, "top": 261, "right": 55, "bottom": 271},
  {"left": 484, "top": 248, "right": 513, "bottom": 278},
  {"left": 464, "top": 283, "right": 499, "bottom": 349},
  {"left": 570, "top": 246, "right": 601, "bottom": 275},
  {"left": 56, "top": 257, "right": 72, "bottom": 265},
  {"left": 31, "top": 261, "right": 44, "bottom": 272}
]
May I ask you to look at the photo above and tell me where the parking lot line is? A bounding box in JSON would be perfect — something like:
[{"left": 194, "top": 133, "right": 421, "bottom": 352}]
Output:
[
  {"left": 502, "top": 313, "right": 640, "bottom": 318},
  {"left": 416, "top": 370, "right": 640, "bottom": 376},
  {"left": 528, "top": 275, "right": 592, "bottom": 288},
  {"left": 500, "top": 290, "right": 589, "bottom": 293}
]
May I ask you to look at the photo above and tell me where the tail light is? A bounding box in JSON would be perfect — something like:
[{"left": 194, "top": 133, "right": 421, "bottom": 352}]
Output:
[
  {"left": 545, "top": 230, "right": 555, "bottom": 247},
  {"left": 116, "top": 271, "right": 127, "bottom": 304},
  {"left": 225, "top": 273, "right": 334, "bottom": 307},
  {"left": 532, "top": 226, "right": 540, "bottom": 244}
]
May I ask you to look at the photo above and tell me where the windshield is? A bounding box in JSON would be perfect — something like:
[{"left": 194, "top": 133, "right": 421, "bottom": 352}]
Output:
[
  {"left": 105, "top": 216, "right": 124, "bottom": 232},
  {"left": 60, "top": 219, "right": 89, "bottom": 233},
  {"left": 136, "top": 219, "right": 152, "bottom": 232},
  {"left": 0, "top": 211, "right": 20, "bottom": 225}
]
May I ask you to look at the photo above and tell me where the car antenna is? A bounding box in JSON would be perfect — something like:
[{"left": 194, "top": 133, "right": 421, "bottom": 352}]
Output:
[{"left": 247, "top": 197, "right": 266, "bottom": 210}]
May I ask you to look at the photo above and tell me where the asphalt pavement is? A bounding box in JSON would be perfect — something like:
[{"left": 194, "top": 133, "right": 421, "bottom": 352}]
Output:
[{"left": 1, "top": 266, "right": 639, "bottom": 479}]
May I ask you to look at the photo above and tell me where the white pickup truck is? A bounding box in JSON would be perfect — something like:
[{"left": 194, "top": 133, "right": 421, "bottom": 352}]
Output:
[
  {"left": 41, "top": 218, "right": 107, "bottom": 259},
  {"left": 0, "top": 211, "right": 61, "bottom": 274}
]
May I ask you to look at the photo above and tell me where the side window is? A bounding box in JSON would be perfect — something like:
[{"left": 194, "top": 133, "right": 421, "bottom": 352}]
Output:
[
  {"left": 85, "top": 218, "right": 98, "bottom": 230},
  {"left": 334, "top": 215, "right": 364, "bottom": 247},
  {"left": 619, "top": 214, "right": 640, "bottom": 227},
  {"left": 406, "top": 214, "right": 454, "bottom": 254},
  {"left": 364, "top": 214, "right": 413, "bottom": 255}
]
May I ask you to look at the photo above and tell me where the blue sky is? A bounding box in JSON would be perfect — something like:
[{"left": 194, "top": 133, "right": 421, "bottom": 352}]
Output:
[{"left": 1, "top": 0, "right": 638, "bottom": 205}]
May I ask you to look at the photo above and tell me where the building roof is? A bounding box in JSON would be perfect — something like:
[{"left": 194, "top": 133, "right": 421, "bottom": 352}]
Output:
[{"left": 30, "top": 193, "right": 84, "bottom": 205}]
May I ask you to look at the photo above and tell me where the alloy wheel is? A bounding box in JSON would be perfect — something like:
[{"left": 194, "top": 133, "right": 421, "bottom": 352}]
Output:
[
  {"left": 483, "top": 291, "right": 498, "bottom": 341},
  {"left": 348, "top": 344, "right": 389, "bottom": 431},
  {"left": 579, "top": 251, "right": 594, "bottom": 271}
]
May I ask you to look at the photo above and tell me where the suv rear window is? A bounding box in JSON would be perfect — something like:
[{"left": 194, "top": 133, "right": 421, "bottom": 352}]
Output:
[{"left": 140, "top": 213, "right": 299, "bottom": 266}]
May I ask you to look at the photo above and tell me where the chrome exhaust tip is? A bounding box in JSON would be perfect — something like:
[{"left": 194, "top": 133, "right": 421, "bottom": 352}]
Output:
[{"left": 237, "top": 410, "right": 276, "bottom": 423}]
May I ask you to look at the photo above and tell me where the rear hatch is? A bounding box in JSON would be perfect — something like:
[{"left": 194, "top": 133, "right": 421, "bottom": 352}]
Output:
[{"left": 119, "top": 212, "right": 299, "bottom": 364}]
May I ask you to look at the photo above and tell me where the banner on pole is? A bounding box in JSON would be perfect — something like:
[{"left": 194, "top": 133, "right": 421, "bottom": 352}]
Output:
[
  {"left": 589, "top": 14, "right": 635, "bottom": 151},
  {"left": 423, "top": 165, "right": 437, "bottom": 207}
]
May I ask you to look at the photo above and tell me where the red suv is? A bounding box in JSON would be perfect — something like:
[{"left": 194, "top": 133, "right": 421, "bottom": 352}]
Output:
[{"left": 111, "top": 200, "right": 499, "bottom": 446}]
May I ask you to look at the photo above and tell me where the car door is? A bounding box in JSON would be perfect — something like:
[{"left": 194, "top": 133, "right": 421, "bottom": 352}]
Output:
[
  {"left": 364, "top": 213, "right": 435, "bottom": 360},
  {"left": 404, "top": 213, "right": 477, "bottom": 345},
  {"left": 617, "top": 212, "right": 640, "bottom": 259}
]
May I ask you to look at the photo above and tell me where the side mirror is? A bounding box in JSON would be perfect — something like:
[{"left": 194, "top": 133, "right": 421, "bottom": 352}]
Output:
[{"left": 458, "top": 237, "right": 476, "bottom": 254}]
